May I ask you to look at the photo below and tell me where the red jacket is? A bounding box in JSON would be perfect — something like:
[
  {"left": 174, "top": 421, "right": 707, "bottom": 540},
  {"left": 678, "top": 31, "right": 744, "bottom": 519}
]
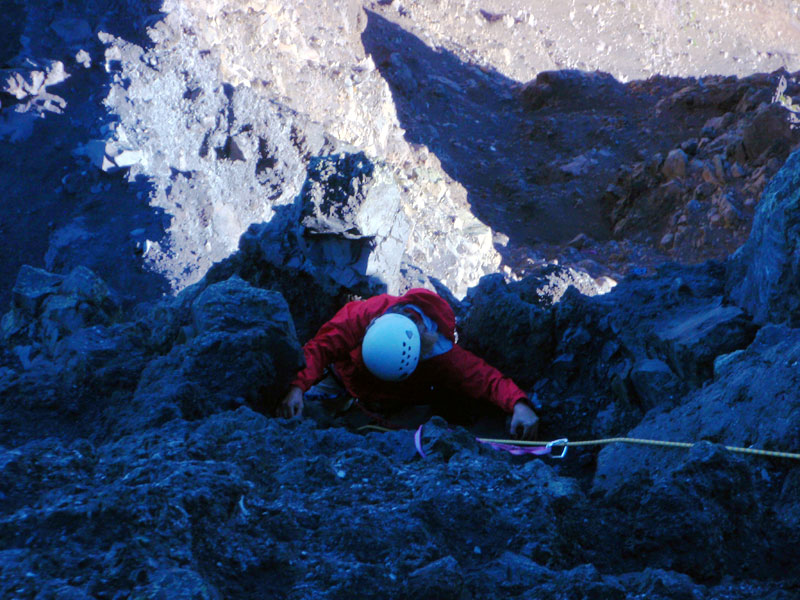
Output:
[{"left": 291, "top": 288, "right": 526, "bottom": 413}]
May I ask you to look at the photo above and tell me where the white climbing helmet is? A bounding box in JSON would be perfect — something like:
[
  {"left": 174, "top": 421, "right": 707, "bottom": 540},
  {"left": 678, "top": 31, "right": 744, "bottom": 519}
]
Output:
[{"left": 362, "top": 313, "right": 421, "bottom": 381}]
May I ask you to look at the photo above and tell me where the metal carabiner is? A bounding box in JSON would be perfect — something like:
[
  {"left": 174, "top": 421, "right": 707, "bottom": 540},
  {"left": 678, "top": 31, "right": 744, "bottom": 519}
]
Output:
[{"left": 546, "top": 438, "right": 569, "bottom": 459}]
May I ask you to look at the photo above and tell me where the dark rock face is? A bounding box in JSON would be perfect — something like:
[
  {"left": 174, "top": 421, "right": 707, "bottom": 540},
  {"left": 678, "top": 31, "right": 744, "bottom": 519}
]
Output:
[
  {"left": 458, "top": 273, "right": 556, "bottom": 389},
  {"left": 595, "top": 324, "right": 800, "bottom": 494},
  {"left": 3, "top": 3, "right": 800, "bottom": 599},
  {"left": 1, "top": 265, "right": 120, "bottom": 360},
  {"left": 629, "top": 358, "right": 683, "bottom": 412},
  {"left": 728, "top": 149, "right": 800, "bottom": 324},
  {"left": 2, "top": 251, "right": 799, "bottom": 598},
  {"left": 457, "top": 259, "right": 761, "bottom": 446},
  {"left": 651, "top": 297, "right": 757, "bottom": 385},
  {"left": 627, "top": 443, "right": 768, "bottom": 580},
  {"left": 127, "top": 276, "right": 303, "bottom": 427},
  {"left": 458, "top": 265, "right": 603, "bottom": 389},
  {"left": 5, "top": 173, "right": 795, "bottom": 597},
  {"left": 592, "top": 323, "right": 800, "bottom": 583}
]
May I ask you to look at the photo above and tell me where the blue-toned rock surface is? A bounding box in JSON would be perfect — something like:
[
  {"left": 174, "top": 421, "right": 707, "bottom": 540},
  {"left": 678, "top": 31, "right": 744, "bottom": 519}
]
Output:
[
  {"left": 2, "top": 1, "right": 800, "bottom": 599},
  {"left": 729, "top": 149, "right": 800, "bottom": 324},
  {"left": 1, "top": 249, "right": 798, "bottom": 598}
]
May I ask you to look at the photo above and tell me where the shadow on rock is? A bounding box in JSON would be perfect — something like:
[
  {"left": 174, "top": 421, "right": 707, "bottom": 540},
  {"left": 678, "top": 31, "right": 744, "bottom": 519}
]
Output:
[
  {"left": 0, "top": 0, "right": 171, "bottom": 311},
  {"left": 361, "top": 10, "right": 561, "bottom": 245},
  {"left": 361, "top": 10, "right": 628, "bottom": 255},
  {"left": 362, "top": 10, "right": 800, "bottom": 277}
]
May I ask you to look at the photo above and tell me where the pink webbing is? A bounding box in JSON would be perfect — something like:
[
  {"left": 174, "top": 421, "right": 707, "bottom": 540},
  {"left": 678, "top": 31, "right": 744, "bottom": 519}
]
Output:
[
  {"left": 477, "top": 440, "right": 552, "bottom": 456},
  {"left": 414, "top": 424, "right": 427, "bottom": 458},
  {"left": 414, "top": 424, "right": 552, "bottom": 458}
]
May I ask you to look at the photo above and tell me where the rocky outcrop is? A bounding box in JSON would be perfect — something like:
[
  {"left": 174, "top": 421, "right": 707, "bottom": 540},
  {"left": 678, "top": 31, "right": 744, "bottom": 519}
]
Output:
[
  {"left": 89, "top": 8, "right": 500, "bottom": 300},
  {"left": 2, "top": 129, "right": 800, "bottom": 595},
  {"left": 591, "top": 324, "right": 800, "bottom": 580},
  {"left": 728, "top": 149, "right": 800, "bottom": 324},
  {"left": 605, "top": 72, "right": 800, "bottom": 268},
  {"left": 125, "top": 276, "right": 303, "bottom": 430},
  {"left": 3, "top": 2, "right": 800, "bottom": 599},
  {"left": 239, "top": 151, "right": 411, "bottom": 297},
  {"left": 1, "top": 265, "right": 119, "bottom": 359},
  {"left": 1, "top": 257, "right": 798, "bottom": 598},
  {"left": 458, "top": 266, "right": 603, "bottom": 389},
  {"left": 0, "top": 265, "right": 302, "bottom": 442},
  {"left": 651, "top": 297, "right": 757, "bottom": 385},
  {"left": 456, "top": 259, "right": 760, "bottom": 439},
  {"left": 595, "top": 324, "right": 800, "bottom": 500}
]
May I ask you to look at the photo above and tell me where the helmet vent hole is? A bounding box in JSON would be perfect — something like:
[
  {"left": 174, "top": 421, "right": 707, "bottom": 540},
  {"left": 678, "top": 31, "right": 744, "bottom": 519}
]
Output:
[{"left": 405, "top": 330, "right": 413, "bottom": 339}]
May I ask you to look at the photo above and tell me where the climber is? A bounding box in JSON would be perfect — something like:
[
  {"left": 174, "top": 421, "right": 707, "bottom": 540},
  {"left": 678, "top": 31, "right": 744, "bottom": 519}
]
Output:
[{"left": 279, "top": 288, "right": 540, "bottom": 439}]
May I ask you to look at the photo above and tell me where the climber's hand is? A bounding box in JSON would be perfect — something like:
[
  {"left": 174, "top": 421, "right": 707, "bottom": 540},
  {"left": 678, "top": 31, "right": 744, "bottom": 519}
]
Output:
[
  {"left": 510, "top": 400, "right": 539, "bottom": 440},
  {"left": 280, "top": 386, "right": 304, "bottom": 419}
]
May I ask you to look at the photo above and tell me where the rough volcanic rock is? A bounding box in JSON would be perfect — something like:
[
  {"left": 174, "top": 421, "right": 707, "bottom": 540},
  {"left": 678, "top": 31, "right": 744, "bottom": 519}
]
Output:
[
  {"left": 629, "top": 358, "right": 683, "bottom": 412},
  {"left": 458, "top": 268, "right": 572, "bottom": 389},
  {"left": 4, "top": 2, "right": 800, "bottom": 599},
  {"left": 1, "top": 265, "right": 119, "bottom": 355},
  {"left": 244, "top": 150, "right": 413, "bottom": 296},
  {"left": 456, "top": 260, "right": 759, "bottom": 447},
  {"left": 0, "top": 255, "right": 799, "bottom": 598},
  {"left": 593, "top": 324, "right": 800, "bottom": 579},
  {"left": 605, "top": 72, "right": 800, "bottom": 269},
  {"left": 728, "top": 149, "right": 800, "bottom": 324},
  {"left": 123, "top": 275, "right": 303, "bottom": 429},
  {"left": 651, "top": 297, "right": 757, "bottom": 386}
]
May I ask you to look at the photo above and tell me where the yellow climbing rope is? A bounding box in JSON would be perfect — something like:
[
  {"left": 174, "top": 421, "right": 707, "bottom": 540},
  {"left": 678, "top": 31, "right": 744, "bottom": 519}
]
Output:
[
  {"left": 475, "top": 436, "right": 800, "bottom": 460},
  {"left": 358, "top": 425, "right": 800, "bottom": 460}
]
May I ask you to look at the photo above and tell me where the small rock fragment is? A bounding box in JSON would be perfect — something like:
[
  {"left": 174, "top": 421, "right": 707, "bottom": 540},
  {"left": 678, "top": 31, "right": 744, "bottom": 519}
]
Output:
[{"left": 661, "top": 148, "right": 688, "bottom": 180}]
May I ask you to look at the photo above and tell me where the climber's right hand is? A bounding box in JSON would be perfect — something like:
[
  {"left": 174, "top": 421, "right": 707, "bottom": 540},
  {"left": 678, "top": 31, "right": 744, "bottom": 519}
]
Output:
[{"left": 279, "top": 386, "right": 304, "bottom": 419}]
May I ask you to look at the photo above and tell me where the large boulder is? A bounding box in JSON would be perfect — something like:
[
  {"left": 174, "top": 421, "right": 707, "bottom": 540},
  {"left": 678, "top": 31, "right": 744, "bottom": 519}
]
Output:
[
  {"left": 1, "top": 265, "right": 119, "bottom": 353},
  {"left": 595, "top": 324, "right": 800, "bottom": 496},
  {"left": 498, "top": 261, "right": 759, "bottom": 442},
  {"left": 128, "top": 276, "right": 303, "bottom": 429},
  {"left": 520, "top": 69, "right": 626, "bottom": 111},
  {"left": 741, "top": 102, "right": 798, "bottom": 163},
  {"left": 728, "top": 149, "right": 800, "bottom": 324},
  {"left": 628, "top": 358, "right": 683, "bottom": 411},
  {"left": 618, "top": 443, "right": 767, "bottom": 580},
  {"left": 458, "top": 271, "right": 560, "bottom": 388},
  {"left": 651, "top": 297, "right": 757, "bottom": 386},
  {"left": 240, "top": 151, "right": 411, "bottom": 297},
  {"left": 592, "top": 325, "right": 800, "bottom": 578}
]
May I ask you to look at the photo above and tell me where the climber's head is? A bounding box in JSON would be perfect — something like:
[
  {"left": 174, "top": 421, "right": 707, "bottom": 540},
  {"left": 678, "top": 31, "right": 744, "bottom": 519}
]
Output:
[{"left": 362, "top": 313, "right": 421, "bottom": 381}]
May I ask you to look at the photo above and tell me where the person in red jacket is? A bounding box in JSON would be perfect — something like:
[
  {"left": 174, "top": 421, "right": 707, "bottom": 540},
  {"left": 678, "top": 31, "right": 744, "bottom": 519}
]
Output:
[{"left": 280, "top": 288, "right": 540, "bottom": 439}]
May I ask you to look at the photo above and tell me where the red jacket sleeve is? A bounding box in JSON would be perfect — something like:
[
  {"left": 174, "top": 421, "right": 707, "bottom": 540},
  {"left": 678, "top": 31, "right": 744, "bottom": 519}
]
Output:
[
  {"left": 290, "top": 297, "right": 388, "bottom": 392},
  {"left": 290, "top": 301, "right": 363, "bottom": 391},
  {"left": 434, "top": 345, "right": 527, "bottom": 413}
]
